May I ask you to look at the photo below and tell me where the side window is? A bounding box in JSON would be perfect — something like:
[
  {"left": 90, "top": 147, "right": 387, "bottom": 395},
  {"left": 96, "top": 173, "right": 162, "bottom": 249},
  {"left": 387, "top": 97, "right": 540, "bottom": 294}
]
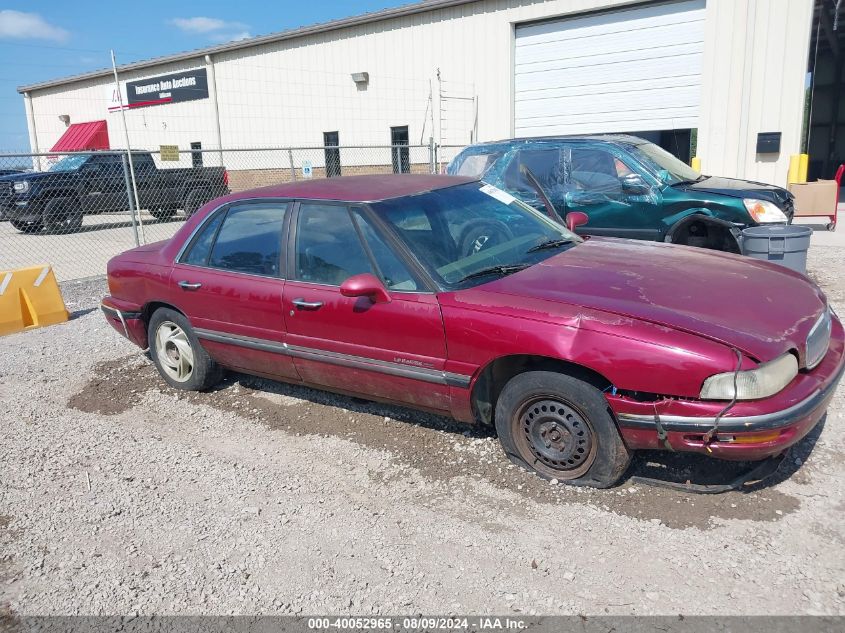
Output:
[
  {"left": 503, "top": 149, "right": 564, "bottom": 194},
  {"left": 453, "top": 152, "right": 502, "bottom": 178},
  {"left": 295, "top": 204, "right": 374, "bottom": 285},
  {"left": 182, "top": 211, "right": 225, "bottom": 266},
  {"left": 208, "top": 204, "right": 285, "bottom": 276},
  {"left": 569, "top": 148, "right": 628, "bottom": 195},
  {"left": 351, "top": 210, "right": 418, "bottom": 291}
]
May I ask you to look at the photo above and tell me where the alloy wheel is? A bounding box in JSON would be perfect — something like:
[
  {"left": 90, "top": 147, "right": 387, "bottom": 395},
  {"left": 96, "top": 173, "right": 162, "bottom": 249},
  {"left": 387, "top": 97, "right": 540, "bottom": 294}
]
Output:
[{"left": 154, "top": 321, "right": 195, "bottom": 382}]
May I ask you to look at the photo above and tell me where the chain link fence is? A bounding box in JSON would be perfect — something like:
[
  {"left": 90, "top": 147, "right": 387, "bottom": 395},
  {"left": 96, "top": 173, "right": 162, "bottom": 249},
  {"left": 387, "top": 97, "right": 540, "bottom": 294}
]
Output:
[{"left": 0, "top": 143, "right": 460, "bottom": 281}]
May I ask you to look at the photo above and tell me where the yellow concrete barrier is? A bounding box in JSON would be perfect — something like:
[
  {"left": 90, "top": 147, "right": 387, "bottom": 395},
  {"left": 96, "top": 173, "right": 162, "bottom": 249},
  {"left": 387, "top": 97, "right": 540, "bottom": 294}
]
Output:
[
  {"left": 788, "top": 155, "right": 801, "bottom": 185},
  {"left": 690, "top": 156, "right": 701, "bottom": 172},
  {"left": 0, "top": 265, "right": 69, "bottom": 336},
  {"left": 798, "top": 153, "right": 809, "bottom": 183}
]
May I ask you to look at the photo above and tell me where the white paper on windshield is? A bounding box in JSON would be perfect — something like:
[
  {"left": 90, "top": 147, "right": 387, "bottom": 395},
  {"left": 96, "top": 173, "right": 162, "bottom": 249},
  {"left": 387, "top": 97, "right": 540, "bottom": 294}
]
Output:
[{"left": 479, "top": 183, "right": 516, "bottom": 206}]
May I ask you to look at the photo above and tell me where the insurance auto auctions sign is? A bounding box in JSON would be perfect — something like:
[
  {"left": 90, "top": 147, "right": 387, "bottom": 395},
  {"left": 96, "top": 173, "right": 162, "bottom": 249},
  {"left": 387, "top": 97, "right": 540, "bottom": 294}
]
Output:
[{"left": 119, "top": 68, "right": 209, "bottom": 110}]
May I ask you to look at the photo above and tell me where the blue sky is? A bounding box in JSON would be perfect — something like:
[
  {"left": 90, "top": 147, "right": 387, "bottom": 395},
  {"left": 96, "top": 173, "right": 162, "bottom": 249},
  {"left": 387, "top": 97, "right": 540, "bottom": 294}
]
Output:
[{"left": 0, "top": 0, "right": 410, "bottom": 150}]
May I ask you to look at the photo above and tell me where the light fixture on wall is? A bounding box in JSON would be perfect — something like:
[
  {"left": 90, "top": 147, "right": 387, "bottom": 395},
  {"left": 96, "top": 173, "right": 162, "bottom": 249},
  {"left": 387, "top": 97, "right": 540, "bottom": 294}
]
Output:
[
  {"left": 351, "top": 72, "right": 369, "bottom": 86},
  {"left": 58, "top": 114, "right": 70, "bottom": 127}
]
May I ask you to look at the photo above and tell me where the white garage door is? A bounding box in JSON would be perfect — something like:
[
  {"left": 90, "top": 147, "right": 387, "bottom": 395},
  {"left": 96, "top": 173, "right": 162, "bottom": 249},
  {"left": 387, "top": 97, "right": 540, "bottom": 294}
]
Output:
[{"left": 514, "top": 0, "right": 705, "bottom": 137}]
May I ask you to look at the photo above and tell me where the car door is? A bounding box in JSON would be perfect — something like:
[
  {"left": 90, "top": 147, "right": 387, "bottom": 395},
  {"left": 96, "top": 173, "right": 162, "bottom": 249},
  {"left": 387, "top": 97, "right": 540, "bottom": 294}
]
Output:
[
  {"left": 79, "top": 156, "right": 126, "bottom": 214},
  {"left": 168, "top": 200, "right": 300, "bottom": 381},
  {"left": 282, "top": 201, "right": 451, "bottom": 412},
  {"left": 499, "top": 147, "right": 567, "bottom": 222},
  {"left": 561, "top": 144, "right": 663, "bottom": 240}
]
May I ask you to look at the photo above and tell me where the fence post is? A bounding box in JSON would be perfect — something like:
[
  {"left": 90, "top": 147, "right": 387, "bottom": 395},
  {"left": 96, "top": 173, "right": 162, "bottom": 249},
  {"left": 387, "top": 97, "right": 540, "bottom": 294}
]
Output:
[
  {"left": 428, "top": 137, "right": 435, "bottom": 174},
  {"left": 121, "top": 154, "right": 140, "bottom": 247},
  {"left": 288, "top": 149, "right": 297, "bottom": 182}
]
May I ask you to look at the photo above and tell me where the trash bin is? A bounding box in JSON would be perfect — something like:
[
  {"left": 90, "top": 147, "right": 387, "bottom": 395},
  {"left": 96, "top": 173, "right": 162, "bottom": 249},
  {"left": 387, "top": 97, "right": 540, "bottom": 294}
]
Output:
[{"left": 741, "top": 225, "right": 812, "bottom": 274}]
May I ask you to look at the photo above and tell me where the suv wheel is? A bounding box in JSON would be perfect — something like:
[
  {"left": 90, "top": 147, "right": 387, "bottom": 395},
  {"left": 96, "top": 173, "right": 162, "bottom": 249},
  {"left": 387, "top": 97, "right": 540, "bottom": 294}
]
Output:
[
  {"left": 184, "top": 188, "right": 213, "bottom": 218},
  {"left": 495, "top": 371, "right": 631, "bottom": 488},
  {"left": 44, "top": 197, "right": 83, "bottom": 234},
  {"left": 10, "top": 219, "right": 43, "bottom": 234}
]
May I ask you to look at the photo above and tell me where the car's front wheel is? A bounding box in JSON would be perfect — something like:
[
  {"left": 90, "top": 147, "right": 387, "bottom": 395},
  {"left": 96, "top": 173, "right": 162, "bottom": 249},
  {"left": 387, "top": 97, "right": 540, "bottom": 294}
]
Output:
[
  {"left": 495, "top": 371, "right": 631, "bottom": 488},
  {"left": 148, "top": 307, "right": 224, "bottom": 391}
]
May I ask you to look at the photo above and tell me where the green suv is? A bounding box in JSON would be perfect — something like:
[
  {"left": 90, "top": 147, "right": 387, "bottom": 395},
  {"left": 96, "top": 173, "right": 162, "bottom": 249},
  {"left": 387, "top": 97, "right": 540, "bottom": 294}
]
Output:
[{"left": 446, "top": 135, "right": 794, "bottom": 252}]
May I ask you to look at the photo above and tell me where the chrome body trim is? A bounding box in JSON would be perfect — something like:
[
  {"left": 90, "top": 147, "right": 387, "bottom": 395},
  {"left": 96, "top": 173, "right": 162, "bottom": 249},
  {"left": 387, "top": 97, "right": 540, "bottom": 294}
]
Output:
[{"left": 193, "top": 327, "right": 472, "bottom": 388}]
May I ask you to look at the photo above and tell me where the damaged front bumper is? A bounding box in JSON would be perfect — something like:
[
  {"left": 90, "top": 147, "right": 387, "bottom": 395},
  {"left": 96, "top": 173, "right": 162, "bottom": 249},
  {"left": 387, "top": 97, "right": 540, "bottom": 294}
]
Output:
[{"left": 611, "top": 314, "right": 845, "bottom": 460}]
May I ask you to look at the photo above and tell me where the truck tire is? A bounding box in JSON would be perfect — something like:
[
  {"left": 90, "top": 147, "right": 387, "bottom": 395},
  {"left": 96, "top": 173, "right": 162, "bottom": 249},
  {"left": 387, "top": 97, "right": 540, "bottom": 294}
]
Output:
[
  {"left": 495, "top": 371, "right": 631, "bottom": 488},
  {"left": 44, "top": 197, "right": 83, "bottom": 234},
  {"left": 150, "top": 207, "right": 177, "bottom": 221},
  {"left": 184, "top": 188, "right": 213, "bottom": 218},
  {"left": 10, "top": 219, "right": 43, "bottom": 234}
]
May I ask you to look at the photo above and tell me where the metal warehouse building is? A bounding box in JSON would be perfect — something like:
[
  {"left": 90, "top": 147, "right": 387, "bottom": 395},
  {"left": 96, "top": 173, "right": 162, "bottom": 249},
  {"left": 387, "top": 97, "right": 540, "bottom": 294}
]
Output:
[{"left": 16, "top": 0, "right": 843, "bottom": 188}]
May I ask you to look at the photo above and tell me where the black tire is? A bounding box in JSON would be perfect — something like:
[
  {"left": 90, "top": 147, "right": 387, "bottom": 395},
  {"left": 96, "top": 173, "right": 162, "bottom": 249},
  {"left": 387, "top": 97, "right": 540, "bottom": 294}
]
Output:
[
  {"left": 184, "top": 188, "right": 213, "bottom": 218},
  {"left": 10, "top": 219, "right": 43, "bottom": 234},
  {"left": 148, "top": 307, "right": 224, "bottom": 391},
  {"left": 458, "top": 219, "right": 514, "bottom": 256},
  {"left": 495, "top": 371, "right": 631, "bottom": 488},
  {"left": 43, "top": 197, "right": 83, "bottom": 234},
  {"left": 150, "top": 207, "right": 177, "bottom": 221}
]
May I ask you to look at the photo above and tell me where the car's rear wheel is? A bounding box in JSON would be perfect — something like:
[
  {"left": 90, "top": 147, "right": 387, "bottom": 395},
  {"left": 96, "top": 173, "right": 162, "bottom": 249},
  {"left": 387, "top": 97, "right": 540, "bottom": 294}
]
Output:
[
  {"left": 148, "top": 308, "right": 224, "bottom": 391},
  {"left": 495, "top": 371, "right": 630, "bottom": 488}
]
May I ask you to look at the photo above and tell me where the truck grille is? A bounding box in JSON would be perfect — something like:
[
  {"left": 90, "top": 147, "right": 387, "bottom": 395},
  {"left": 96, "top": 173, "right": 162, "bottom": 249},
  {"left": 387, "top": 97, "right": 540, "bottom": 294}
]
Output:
[
  {"left": 806, "top": 308, "right": 832, "bottom": 369},
  {"left": 0, "top": 182, "right": 12, "bottom": 201}
]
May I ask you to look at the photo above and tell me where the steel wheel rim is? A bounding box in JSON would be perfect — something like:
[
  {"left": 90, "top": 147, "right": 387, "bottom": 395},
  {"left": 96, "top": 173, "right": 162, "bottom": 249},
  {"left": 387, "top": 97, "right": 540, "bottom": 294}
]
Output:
[
  {"left": 154, "top": 321, "right": 194, "bottom": 383},
  {"left": 512, "top": 396, "right": 597, "bottom": 479}
]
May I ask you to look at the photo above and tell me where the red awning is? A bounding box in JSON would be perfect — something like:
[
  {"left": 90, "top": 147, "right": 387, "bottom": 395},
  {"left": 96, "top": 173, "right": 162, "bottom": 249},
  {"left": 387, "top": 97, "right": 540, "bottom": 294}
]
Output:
[{"left": 50, "top": 120, "right": 110, "bottom": 152}]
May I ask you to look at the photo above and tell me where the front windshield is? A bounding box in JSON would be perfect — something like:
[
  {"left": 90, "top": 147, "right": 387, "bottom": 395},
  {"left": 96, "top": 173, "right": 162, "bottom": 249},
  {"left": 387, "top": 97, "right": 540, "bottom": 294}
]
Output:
[
  {"left": 48, "top": 155, "right": 89, "bottom": 172},
  {"left": 371, "top": 182, "right": 582, "bottom": 290},
  {"left": 627, "top": 142, "right": 701, "bottom": 185}
]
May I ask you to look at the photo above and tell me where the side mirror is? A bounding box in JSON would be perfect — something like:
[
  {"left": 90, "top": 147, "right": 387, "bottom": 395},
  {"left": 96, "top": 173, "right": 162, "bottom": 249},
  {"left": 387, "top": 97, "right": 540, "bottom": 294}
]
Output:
[
  {"left": 340, "top": 273, "right": 391, "bottom": 304},
  {"left": 566, "top": 211, "right": 589, "bottom": 232},
  {"left": 621, "top": 173, "right": 651, "bottom": 195}
]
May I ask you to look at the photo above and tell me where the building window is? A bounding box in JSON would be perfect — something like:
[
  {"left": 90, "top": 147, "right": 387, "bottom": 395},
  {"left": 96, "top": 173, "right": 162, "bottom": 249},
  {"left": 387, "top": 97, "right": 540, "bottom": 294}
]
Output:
[
  {"left": 323, "top": 131, "right": 341, "bottom": 178},
  {"left": 391, "top": 126, "right": 410, "bottom": 174},
  {"left": 191, "top": 142, "right": 203, "bottom": 169}
]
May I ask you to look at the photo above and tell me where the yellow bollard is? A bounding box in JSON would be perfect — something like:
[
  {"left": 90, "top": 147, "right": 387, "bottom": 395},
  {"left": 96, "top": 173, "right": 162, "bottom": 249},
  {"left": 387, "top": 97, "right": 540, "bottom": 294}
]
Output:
[
  {"left": 788, "top": 155, "right": 801, "bottom": 185},
  {"left": 798, "top": 153, "right": 809, "bottom": 183},
  {"left": 0, "top": 265, "right": 69, "bottom": 336},
  {"left": 690, "top": 156, "right": 701, "bottom": 173}
]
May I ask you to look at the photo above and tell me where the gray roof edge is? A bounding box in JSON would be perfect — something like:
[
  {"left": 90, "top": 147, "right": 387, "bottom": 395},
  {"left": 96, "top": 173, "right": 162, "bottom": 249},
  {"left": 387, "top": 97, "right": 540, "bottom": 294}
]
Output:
[{"left": 18, "top": 0, "right": 478, "bottom": 94}]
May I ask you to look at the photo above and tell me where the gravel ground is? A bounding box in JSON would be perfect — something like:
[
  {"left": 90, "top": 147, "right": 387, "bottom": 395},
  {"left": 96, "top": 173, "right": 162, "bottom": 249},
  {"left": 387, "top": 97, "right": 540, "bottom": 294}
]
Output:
[{"left": 1, "top": 246, "right": 844, "bottom": 617}]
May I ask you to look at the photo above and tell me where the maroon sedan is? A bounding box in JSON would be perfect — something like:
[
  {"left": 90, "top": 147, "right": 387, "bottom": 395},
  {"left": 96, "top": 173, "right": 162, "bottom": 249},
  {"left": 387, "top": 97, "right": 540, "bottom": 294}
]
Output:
[{"left": 102, "top": 175, "right": 844, "bottom": 488}]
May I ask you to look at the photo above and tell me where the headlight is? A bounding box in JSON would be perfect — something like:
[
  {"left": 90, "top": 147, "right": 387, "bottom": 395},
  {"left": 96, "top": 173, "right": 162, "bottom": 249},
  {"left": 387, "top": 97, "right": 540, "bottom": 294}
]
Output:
[
  {"left": 743, "top": 198, "right": 787, "bottom": 223},
  {"left": 13, "top": 180, "right": 29, "bottom": 193},
  {"left": 700, "top": 352, "right": 798, "bottom": 400}
]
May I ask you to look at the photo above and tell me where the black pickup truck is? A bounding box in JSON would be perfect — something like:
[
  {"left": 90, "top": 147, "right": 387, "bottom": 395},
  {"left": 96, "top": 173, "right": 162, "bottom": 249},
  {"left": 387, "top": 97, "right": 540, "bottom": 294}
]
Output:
[{"left": 0, "top": 151, "right": 229, "bottom": 233}]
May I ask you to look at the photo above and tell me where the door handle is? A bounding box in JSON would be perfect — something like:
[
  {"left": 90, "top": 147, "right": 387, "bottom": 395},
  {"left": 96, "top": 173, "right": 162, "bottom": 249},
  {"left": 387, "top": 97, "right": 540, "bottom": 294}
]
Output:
[
  {"left": 292, "top": 298, "right": 323, "bottom": 310},
  {"left": 178, "top": 280, "right": 202, "bottom": 291}
]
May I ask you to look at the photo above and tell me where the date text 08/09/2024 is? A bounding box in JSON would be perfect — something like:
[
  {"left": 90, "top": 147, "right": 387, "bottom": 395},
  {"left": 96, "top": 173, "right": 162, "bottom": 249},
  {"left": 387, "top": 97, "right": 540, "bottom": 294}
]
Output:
[{"left": 307, "top": 617, "right": 527, "bottom": 631}]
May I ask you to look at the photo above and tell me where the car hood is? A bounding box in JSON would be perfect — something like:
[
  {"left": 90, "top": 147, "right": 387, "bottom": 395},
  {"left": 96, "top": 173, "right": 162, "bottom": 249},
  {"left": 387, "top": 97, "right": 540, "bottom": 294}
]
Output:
[
  {"left": 481, "top": 238, "right": 825, "bottom": 362},
  {"left": 0, "top": 170, "right": 65, "bottom": 183},
  {"left": 681, "top": 176, "right": 792, "bottom": 206}
]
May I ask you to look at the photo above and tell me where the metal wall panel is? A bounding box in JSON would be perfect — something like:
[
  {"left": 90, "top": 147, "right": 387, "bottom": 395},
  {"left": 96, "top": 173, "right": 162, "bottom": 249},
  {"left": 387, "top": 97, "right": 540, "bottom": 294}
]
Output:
[{"left": 514, "top": 0, "right": 706, "bottom": 136}]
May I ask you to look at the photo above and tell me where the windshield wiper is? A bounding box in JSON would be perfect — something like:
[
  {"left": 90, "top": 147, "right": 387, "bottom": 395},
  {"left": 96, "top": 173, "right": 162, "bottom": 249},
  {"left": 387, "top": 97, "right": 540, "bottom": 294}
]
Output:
[
  {"left": 526, "top": 238, "right": 574, "bottom": 253},
  {"left": 672, "top": 174, "right": 709, "bottom": 186},
  {"left": 457, "top": 264, "right": 531, "bottom": 284}
]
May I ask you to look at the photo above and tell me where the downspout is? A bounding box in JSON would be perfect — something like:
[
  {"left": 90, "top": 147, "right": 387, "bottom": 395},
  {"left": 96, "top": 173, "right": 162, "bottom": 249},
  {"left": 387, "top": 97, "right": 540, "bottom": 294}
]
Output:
[
  {"left": 205, "top": 54, "right": 224, "bottom": 166},
  {"left": 23, "top": 92, "right": 41, "bottom": 171}
]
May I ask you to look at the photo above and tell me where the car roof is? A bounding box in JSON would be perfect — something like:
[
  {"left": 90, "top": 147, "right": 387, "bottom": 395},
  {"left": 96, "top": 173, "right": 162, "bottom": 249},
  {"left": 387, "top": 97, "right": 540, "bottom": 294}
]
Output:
[
  {"left": 466, "top": 134, "right": 649, "bottom": 149},
  {"left": 233, "top": 174, "right": 476, "bottom": 203}
]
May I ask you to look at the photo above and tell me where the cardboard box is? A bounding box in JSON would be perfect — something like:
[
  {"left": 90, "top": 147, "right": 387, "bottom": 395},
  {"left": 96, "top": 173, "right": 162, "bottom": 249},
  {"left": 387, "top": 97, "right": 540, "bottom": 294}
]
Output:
[{"left": 788, "top": 180, "right": 838, "bottom": 217}]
